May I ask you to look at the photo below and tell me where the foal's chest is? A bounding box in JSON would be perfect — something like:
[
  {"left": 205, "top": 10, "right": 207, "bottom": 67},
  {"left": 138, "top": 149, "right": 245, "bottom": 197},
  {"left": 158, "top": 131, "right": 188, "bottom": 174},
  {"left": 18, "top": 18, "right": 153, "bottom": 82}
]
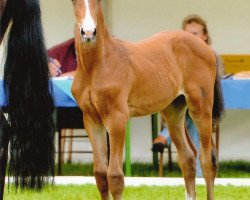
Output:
[
  {"left": 76, "top": 86, "right": 101, "bottom": 119},
  {"left": 79, "top": 88, "right": 95, "bottom": 110}
]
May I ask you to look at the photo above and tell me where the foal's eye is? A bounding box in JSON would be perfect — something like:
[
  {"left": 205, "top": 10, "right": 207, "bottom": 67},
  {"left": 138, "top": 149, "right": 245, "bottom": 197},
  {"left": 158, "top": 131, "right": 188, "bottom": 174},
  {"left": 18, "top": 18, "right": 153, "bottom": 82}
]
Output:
[{"left": 71, "top": 0, "right": 76, "bottom": 4}]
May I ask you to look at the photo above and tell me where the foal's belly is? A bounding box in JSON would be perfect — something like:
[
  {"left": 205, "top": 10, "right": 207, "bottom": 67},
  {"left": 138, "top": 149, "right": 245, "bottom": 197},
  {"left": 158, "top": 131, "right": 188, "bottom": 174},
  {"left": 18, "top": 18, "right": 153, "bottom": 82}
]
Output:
[
  {"left": 127, "top": 71, "right": 182, "bottom": 117},
  {"left": 128, "top": 92, "right": 178, "bottom": 117}
]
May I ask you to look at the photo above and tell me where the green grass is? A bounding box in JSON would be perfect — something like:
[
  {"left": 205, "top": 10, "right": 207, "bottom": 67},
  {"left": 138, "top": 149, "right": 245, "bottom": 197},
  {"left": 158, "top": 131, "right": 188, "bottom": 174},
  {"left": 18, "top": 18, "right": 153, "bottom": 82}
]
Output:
[
  {"left": 58, "top": 160, "right": 250, "bottom": 178},
  {"left": 218, "top": 160, "right": 250, "bottom": 178},
  {"left": 4, "top": 185, "right": 250, "bottom": 200},
  {"left": 4, "top": 161, "right": 250, "bottom": 199}
]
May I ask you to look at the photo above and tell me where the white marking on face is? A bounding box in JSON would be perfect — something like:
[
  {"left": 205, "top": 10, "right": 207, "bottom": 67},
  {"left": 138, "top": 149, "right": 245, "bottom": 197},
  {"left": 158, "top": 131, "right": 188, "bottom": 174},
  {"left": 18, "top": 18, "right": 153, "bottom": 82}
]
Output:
[{"left": 81, "top": 0, "right": 96, "bottom": 32}]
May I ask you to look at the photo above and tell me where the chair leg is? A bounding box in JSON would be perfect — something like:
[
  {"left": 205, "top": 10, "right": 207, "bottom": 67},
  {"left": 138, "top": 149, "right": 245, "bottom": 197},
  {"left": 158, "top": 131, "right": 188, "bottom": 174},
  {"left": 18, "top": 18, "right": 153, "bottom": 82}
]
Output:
[
  {"left": 67, "top": 129, "right": 73, "bottom": 163},
  {"left": 158, "top": 144, "right": 173, "bottom": 176},
  {"left": 61, "top": 129, "right": 67, "bottom": 164},
  {"left": 0, "top": 108, "right": 11, "bottom": 200},
  {"left": 159, "top": 152, "right": 164, "bottom": 177}
]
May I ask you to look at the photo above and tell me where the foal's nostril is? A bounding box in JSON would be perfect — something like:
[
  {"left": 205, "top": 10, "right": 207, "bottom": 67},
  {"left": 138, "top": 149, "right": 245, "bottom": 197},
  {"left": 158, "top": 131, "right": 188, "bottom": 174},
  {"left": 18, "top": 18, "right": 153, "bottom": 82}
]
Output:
[
  {"left": 93, "top": 28, "right": 97, "bottom": 37},
  {"left": 80, "top": 28, "right": 85, "bottom": 37},
  {"left": 80, "top": 28, "right": 96, "bottom": 41}
]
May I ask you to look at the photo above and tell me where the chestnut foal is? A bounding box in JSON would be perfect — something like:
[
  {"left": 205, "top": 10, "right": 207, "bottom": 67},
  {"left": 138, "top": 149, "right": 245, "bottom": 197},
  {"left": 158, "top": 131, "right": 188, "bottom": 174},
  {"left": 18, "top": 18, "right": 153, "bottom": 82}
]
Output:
[{"left": 71, "top": 0, "right": 224, "bottom": 200}]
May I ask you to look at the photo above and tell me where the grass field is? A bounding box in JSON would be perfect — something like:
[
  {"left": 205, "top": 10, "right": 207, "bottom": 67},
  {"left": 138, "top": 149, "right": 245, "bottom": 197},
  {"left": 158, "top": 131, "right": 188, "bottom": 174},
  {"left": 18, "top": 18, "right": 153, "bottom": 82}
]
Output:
[
  {"left": 4, "top": 185, "right": 250, "bottom": 200},
  {"left": 3, "top": 161, "right": 250, "bottom": 199},
  {"left": 59, "top": 160, "right": 250, "bottom": 177}
]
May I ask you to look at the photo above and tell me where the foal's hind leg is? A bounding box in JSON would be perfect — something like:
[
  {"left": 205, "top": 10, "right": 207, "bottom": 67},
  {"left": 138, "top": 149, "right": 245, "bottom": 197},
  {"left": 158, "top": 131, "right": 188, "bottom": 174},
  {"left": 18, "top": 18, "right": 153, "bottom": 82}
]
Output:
[
  {"left": 83, "top": 114, "right": 110, "bottom": 200},
  {"left": 161, "top": 96, "right": 197, "bottom": 199},
  {"left": 186, "top": 88, "right": 217, "bottom": 200}
]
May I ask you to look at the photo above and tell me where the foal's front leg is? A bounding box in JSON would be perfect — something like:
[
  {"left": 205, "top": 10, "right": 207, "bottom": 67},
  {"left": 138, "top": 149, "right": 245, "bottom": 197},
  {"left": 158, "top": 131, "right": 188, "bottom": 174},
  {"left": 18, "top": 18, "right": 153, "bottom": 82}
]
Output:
[
  {"left": 102, "top": 109, "right": 128, "bottom": 200},
  {"left": 83, "top": 114, "right": 110, "bottom": 200},
  {"left": 0, "top": 108, "right": 11, "bottom": 200}
]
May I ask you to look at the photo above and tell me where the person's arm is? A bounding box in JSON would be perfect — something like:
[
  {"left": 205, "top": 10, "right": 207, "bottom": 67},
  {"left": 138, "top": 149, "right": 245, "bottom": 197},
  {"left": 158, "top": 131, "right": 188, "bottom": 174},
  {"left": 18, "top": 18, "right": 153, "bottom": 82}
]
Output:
[
  {"left": 49, "top": 57, "right": 76, "bottom": 78},
  {"left": 47, "top": 38, "right": 76, "bottom": 77}
]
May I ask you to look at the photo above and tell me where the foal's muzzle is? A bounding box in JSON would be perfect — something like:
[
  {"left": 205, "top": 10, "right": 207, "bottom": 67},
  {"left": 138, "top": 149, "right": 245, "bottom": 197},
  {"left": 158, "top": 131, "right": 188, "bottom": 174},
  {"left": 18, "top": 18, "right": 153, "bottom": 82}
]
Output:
[{"left": 80, "top": 28, "right": 97, "bottom": 43}]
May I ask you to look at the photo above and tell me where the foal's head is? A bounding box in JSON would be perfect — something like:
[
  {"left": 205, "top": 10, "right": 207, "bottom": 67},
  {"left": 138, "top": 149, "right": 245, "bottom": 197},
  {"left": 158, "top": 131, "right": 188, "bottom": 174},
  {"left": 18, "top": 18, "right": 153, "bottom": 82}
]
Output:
[{"left": 71, "top": 0, "right": 101, "bottom": 43}]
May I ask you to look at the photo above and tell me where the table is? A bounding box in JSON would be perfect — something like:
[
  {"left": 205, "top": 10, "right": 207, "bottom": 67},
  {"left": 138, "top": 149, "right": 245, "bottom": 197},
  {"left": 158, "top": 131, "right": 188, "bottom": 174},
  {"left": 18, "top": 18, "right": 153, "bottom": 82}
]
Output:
[
  {"left": 221, "top": 78, "right": 250, "bottom": 109},
  {"left": 2, "top": 77, "right": 250, "bottom": 109},
  {"left": 1, "top": 77, "right": 250, "bottom": 176},
  {"left": 0, "top": 78, "right": 77, "bottom": 107}
]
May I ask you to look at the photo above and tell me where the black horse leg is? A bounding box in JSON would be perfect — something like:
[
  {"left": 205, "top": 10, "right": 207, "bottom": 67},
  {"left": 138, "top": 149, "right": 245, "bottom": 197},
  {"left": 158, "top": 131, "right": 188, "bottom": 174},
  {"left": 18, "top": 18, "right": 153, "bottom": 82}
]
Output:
[{"left": 0, "top": 107, "right": 11, "bottom": 200}]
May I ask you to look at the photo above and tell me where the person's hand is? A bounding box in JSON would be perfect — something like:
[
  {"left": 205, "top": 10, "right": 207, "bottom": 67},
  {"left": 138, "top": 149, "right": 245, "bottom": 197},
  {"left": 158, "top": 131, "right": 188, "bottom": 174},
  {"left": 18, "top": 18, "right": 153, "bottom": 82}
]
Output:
[{"left": 48, "top": 58, "right": 62, "bottom": 77}]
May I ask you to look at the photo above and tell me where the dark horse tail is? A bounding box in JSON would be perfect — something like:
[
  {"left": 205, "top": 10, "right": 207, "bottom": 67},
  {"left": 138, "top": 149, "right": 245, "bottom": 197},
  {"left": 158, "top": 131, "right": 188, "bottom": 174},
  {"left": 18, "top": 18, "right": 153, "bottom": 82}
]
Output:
[
  {"left": 212, "top": 67, "right": 225, "bottom": 121},
  {"left": 1, "top": 0, "right": 55, "bottom": 189},
  {"left": 211, "top": 67, "right": 224, "bottom": 167}
]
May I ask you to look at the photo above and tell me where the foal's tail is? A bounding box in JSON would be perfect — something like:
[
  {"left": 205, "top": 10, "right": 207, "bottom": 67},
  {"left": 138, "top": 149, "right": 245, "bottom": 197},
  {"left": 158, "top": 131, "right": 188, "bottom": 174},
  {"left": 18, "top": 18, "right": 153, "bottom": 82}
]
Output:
[
  {"left": 1, "top": 0, "right": 55, "bottom": 189},
  {"left": 212, "top": 69, "right": 225, "bottom": 121}
]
